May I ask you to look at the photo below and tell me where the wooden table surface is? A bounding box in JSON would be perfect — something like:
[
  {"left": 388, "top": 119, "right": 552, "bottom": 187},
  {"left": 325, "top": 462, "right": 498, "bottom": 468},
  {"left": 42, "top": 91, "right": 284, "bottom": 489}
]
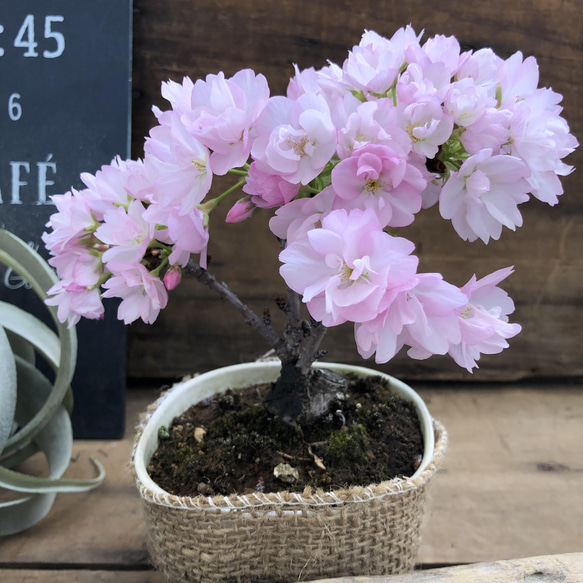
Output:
[{"left": 1, "top": 382, "right": 582, "bottom": 581}]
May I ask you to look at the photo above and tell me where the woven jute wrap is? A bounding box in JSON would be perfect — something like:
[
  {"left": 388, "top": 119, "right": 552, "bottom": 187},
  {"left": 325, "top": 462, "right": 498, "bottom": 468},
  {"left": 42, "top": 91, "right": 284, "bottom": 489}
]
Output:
[{"left": 133, "top": 381, "right": 447, "bottom": 583}]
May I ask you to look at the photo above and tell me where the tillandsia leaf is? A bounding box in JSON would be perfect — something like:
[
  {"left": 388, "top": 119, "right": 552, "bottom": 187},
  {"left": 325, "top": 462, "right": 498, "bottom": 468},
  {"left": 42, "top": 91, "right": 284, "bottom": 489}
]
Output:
[
  {"left": 12, "top": 355, "right": 71, "bottom": 468},
  {"left": 0, "top": 458, "right": 105, "bottom": 493},
  {"left": 0, "top": 302, "right": 61, "bottom": 370},
  {"left": 0, "top": 494, "right": 57, "bottom": 537},
  {"left": 0, "top": 230, "right": 77, "bottom": 455},
  {"left": 5, "top": 329, "right": 35, "bottom": 365},
  {"left": 0, "top": 302, "right": 73, "bottom": 414},
  {"left": 0, "top": 230, "right": 59, "bottom": 313},
  {"left": 0, "top": 325, "right": 17, "bottom": 453},
  {"left": 0, "top": 357, "right": 104, "bottom": 535},
  {"left": 0, "top": 441, "right": 39, "bottom": 469},
  {"left": 12, "top": 356, "right": 102, "bottom": 490}
]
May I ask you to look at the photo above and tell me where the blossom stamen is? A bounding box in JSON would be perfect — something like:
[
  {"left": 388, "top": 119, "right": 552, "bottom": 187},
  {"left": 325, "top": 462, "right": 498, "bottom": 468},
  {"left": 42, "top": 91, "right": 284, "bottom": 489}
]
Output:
[
  {"left": 364, "top": 178, "right": 386, "bottom": 194},
  {"left": 460, "top": 305, "right": 473, "bottom": 319},
  {"left": 287, "top": 135, "right": 314, "bottom": 157}
]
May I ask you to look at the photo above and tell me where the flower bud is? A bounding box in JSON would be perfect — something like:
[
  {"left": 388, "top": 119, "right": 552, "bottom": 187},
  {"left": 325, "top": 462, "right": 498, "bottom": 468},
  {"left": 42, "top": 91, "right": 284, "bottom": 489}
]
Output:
[
  {"left": 225, "top": 198, "right": 255, "bottom": 223},
  {"left": 163, "top": 267, "right": 182, "bottom": 291}
]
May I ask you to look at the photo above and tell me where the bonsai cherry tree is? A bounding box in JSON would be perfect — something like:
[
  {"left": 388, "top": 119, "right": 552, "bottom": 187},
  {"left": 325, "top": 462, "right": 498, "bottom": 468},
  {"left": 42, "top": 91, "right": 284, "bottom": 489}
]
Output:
[{"left": 43, "top": 27, "right": 577, "bottom": 424}]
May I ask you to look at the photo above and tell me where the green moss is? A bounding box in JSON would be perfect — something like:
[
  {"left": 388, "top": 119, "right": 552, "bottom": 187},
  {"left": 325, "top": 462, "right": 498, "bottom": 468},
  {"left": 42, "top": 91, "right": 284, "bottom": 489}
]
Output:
[{"left": 324, "top": 424, "right": 370, "bottom": 466}]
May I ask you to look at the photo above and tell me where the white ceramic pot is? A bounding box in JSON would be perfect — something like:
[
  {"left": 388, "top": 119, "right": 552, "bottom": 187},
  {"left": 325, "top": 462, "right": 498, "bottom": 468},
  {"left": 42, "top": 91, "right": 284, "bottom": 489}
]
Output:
[{"left": 133, "top": 361, "right": 447, "bottom": 583}]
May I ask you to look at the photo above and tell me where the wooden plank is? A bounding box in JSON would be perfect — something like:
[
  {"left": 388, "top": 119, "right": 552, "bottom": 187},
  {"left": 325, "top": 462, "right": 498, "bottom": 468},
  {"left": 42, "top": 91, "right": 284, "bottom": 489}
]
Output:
[
  {"left": 1, "top": 553, "right": 582, "bottom": 582},
  {"left": 415, "top": 385, "right": 583, "bottom": 564},
  {"left": 0, "top": 570, "right": 163, "bottom": 583},
  {"left": 126, "top": 0, "right": 583, "bottom": 380},
  {"left": 309, "top": 553, "right": 583, "bottom": 582},
  {"left": 0, "top": 385, "right": 581, "bottom": 568}
]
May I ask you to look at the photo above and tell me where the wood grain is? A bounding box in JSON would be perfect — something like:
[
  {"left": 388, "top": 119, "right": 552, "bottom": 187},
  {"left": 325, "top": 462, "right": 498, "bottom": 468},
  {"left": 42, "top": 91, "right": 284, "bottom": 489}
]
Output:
[
  {"left": 1, "top": 554, "right": 582, "bottom": 582},
  {"left": 309, "top": 554, "right": 583, "bottom": 582},
  {"left": 0, "top": 571, "right": 163, "bottom": 583},
  {"left": 1, "top": 384, "right": 581, "bottom": 569},
  {"left": 126, "top": 0, "right": 583, "bottom": 380}
]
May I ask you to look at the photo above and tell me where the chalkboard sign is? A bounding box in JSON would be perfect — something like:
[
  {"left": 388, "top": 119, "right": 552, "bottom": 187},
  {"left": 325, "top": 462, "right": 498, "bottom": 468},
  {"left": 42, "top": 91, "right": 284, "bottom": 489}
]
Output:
[{"left": 0, "top": 1, "right": 133, "bottom": 438}]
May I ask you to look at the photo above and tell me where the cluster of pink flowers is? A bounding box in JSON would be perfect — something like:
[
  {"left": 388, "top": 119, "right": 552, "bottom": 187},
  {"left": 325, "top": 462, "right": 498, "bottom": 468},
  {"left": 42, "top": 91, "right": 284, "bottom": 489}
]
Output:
[{"left": 44, "top": 27, "right": 577, "bottom": 371}]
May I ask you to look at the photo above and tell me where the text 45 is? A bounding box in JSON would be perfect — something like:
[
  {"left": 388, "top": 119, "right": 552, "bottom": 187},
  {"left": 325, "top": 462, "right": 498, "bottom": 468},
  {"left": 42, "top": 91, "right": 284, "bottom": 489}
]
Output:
[{"left": 0, "top": 15, "right": 65, "bottom": 59}]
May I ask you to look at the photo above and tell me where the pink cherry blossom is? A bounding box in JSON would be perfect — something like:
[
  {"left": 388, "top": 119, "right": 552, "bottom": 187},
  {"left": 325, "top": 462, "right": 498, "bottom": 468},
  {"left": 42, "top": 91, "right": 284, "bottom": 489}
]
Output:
[
  {"left": 444, "top": 78, "right": 495, "bottom": 127},
  {"left": 80, "top": 157, "right": 153, "bottom": 219},
  {"left": 419, "top": 34, "right": 461, "bottom": 77},
  {"left": 503, "top": 91, "right": 578, "bottom": 205},
  {"left": 251, "top": 92, "right": 337, "bottom": 185},
  {"left": 96, "top": 200, "right": 153, "bottom": 266},
  {"left": 395, "top": 63, "right": 443, "bottom": 106},
  {"left": 269, "top": 186, "right": 337, "bottom": 242},
  {"left": 182, "top": 69, "right": 270, "bottom": 175},
  {"left": 45, "top": 282, "right": 104, "bottom": 327},
  {"left": 456, "top": 48, "right": 502, "bottom": 94},
  {"left": 355, "top": 273, "right": 466, "bottom": 363},
  {"left": 335, "top": 99, "right": 412, "bottom": 160},
  {"left": 399, "top": 36, "right": 461, "bottom": 101},
  {"left": 439, "top": 149, "right": 531, "bottom": 243},
  {"left": 101, "top": 264, "right": 168, "bottom": 325},
  {"left": 331, "top": 144, "right": 425, "bottom": 227},
  {"left": 145, "top": 117, "right": 212, "bottom": 215},
  {"left": 460, "top": 108, "right": 511, "bottom": 155},
  {"left": 142, "top": 203, "right": 209, "bottom": 267},
  {"left": 48, "top": 249, "right": 103, "bottom": 289},
  {"left": 342, "top": 28, "right": 419, "bottom": 96},
  {"left": 448, "top": 267, "right": 522, "bottom": 371},
  {"left": 279, "top": 208, "right": 418, "bottom": 326},
  {"left": 42, "top": 189, "right": 96, "bottom": 255},
  {"left": 287, "top": 63, "right": 345, "bottom": 107},
  {"left": 154, "top": 76, "right": 194, "bottom": 124},
  {"left": 398, "top": 100, "right": 454, "bottom": 158},
  {"left": 496, "top": 51, "right": 540, "bottom": 106},
  {"left": 241, "top": 162, "right": 299, "bottom": 208},
  {"left": 41, "top": 29, "right": 577, "bottom": 378}
]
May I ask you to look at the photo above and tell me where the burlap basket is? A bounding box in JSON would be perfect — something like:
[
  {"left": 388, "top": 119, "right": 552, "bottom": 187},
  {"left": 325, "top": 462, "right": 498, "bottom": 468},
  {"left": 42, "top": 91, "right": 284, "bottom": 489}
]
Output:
[{"left": 132, "top": 362, "right": 447, "bottom": 583}]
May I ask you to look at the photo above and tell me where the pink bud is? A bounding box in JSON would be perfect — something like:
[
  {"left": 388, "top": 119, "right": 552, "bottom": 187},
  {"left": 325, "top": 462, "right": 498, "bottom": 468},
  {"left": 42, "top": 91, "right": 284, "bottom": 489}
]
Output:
[
  {"left": 225, "top": 198, "right": 255, "bottom": 224},
  {"left": 64, "top": 282, "right": 87, "bottom": 293},
  {"left": 163, "top": 268, "right": 181, "bottom": 291}
]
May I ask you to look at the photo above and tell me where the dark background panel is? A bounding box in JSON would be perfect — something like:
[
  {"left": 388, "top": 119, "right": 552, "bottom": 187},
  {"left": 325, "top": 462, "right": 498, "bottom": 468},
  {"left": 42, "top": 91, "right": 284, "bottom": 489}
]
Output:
[{"left": 0, "top": 1, "right": 133, "bottom": 437}]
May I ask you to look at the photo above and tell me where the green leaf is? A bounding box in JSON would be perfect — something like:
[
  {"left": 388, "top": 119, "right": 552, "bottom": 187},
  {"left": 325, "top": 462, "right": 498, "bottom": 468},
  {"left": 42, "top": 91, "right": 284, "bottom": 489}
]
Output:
[
  {"left": 0, "top": 441, "right": 39, "bottom": 469},
  {"left": 0, "top": 457, "right": 105, "bottom": 493},
  {"left": 0, "top": 325, "right": 17, "bottom": 453},
  {"left": 0, "top": 357, "right": 104, "bottom": 535},
  {"left": 0, "top": 230, "right": 59, "bottom": 318},
  {"left": 0, "top": 230, "right": 77, "bottom": 455},
  {"left": 2, "top": 316, "right": 73, "bottom": 417},
  {"left": 10, "top": 356, "right": 72, "bottom": 474},
  {"left": 0, "top": 493, "right": 58, "bottom": 537},
  {"left": 0, "top": 302, "right": 61, "bottom": 370},
  {"left": 5, "top": 329, "right": 35, "bottom": 365}
]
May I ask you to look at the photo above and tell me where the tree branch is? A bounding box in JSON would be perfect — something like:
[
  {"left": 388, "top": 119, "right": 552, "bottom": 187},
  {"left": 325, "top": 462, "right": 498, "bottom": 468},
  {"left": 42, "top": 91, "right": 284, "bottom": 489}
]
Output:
[
  {"left": 297, "top": 321, "right": 328, "bottom": 373},
  {"left": 185, "top": 260, "right": 284, "bottom": 352},
  {"left": 286, "top": 287, "right": 302, "bottom": 330}
]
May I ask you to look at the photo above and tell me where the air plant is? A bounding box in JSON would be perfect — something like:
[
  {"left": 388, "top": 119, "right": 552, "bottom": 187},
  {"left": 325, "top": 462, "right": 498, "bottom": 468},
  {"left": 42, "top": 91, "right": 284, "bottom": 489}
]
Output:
[{"left": 0, "top": 229, "right": 104, "bottom": 536}]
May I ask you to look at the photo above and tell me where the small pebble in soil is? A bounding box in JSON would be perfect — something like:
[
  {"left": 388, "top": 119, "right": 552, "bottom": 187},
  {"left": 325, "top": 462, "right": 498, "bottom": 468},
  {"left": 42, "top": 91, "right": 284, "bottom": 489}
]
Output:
[{"left": 274, "top": 463, "right": 300, "bottom": 484}]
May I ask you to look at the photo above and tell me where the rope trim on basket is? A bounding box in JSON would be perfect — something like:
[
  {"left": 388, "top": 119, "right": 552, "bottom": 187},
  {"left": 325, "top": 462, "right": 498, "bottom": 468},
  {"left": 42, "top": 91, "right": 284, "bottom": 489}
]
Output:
[{"left": 131, "top": 376, "right": 447, "bottom": 511}]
